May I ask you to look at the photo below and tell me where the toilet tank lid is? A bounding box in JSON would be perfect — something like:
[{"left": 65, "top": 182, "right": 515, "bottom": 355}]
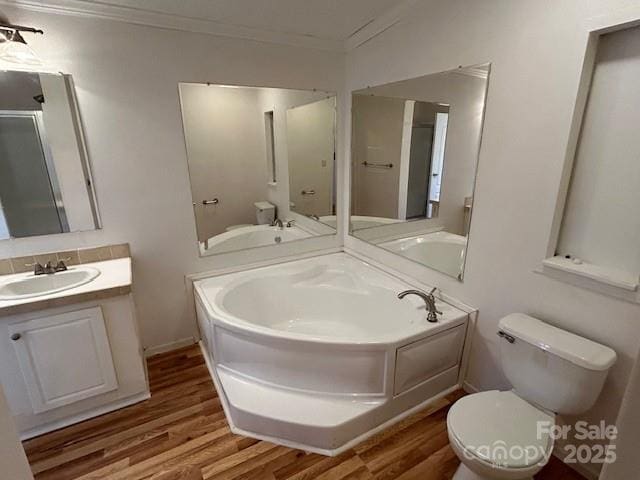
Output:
[
  {"left": 499, "top": 313, "right": 617, "bottom": 371},
  {"left": 254, "top": 201, "right": 275, "bottom": 210}
]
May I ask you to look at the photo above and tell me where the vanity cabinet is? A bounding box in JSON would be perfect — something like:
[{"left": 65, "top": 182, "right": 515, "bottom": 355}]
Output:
[
  {"left": 0, "top": 293, "right": 148, "bottom": 439},
  {"left": 9, "top": 307, "right": 118, "bottom": 414}
]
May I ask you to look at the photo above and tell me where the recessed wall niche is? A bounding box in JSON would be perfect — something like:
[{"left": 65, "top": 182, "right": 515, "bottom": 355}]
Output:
[{"left": 544, "top": 25, "right": 640, "bottom": 300}]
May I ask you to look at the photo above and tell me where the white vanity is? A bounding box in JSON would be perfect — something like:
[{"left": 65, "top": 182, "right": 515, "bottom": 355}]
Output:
[
  {"left": 0, "top": 253, "right": 148, "bottom": 439},
  {"left": 0, "top": 68, "right": 149, "bottom": 440}
]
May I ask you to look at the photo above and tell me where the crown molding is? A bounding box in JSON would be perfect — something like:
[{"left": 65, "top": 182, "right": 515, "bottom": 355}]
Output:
[
  {"left": 0, "top": 0, "right": 345, "bottom": 52},
  {"left": 345, "top": 0, "right": 418, "bottom": 51},
  {"left": 0, "top": 0, "right": 420, "bottom": 53}
]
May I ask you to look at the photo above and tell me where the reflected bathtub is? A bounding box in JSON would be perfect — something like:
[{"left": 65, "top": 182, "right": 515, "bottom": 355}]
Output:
[
  {"left": 319, "top": 215, "right": 402, "bottom": 230},
  {"left": 199, "top": 224, "right": 311, "bottom": 255},
  {"left": 382, "top": 231, "right": 467, "bottom": 279},
  {"left": 194, "top": 253, "right": 469, "bottom": 454}
]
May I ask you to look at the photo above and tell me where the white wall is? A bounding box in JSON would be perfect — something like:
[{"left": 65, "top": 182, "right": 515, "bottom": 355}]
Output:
[
  {"left": 0, "top": 386, "right": 32, "bottom": 480},
  {"left": 0, "top": 5, "right": 344, "bottom": 351},
  {"left": 344, "top": 1, "right": 640, "bottom": 476}
]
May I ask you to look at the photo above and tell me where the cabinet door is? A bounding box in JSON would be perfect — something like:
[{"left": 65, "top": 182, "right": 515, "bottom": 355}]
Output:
[
  {"left": 9, "top": 307, "right": 118, "bottom": 413},
  {"left": 394, "top": 325, "right": 465, "bottom": 396}
]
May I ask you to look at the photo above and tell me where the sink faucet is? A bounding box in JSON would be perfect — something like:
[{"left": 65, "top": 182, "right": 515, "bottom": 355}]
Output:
[
  {"left": 29, "top": 262, "right": 45, "bottom": 276},
  {"left": 272, "top": 219, "right": 284, "bottom": 229},
  {"left": 28, "top": 259, "right": 69, "bottom": 276},
  {"left": 54, "top": 259, "right": 69, "bottom": 272},
  {"left": 398, "top": 287, "right": 442, "bottom": 323},
  {"left": 43, "top": 261, "right": 56, "bottom": 274}
]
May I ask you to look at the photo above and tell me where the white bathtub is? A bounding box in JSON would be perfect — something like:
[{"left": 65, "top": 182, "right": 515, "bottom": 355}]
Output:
[
  {"left": 199, "top": 224, "right": 311, "bottom": 255},
  {"left": 319, "top": 215, "right": 402, "bottom": 230},
  {"left": 194, "top": 253, "right": 469, "bottom": 454},
  {"left": 382, "top": 231, "right": 467, "bottom": 279}
]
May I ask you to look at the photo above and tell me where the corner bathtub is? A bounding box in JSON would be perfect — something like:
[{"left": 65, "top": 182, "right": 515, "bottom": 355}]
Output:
[
  {"left": 382, "top": 231, "right": 467, "bottom": 279},
  {"left": 199, "top": 224, "right": 311, "bottom": 255},
  {"left": 319, "top": 215, "right": 402, "bottom": 230},
  {"left": 194, "top": 253, "right": 469, "bottom": 454}
]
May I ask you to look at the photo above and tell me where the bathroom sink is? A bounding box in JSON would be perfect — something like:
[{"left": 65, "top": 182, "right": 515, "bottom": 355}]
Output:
[{"left": 0, "top": 267, "right": 101, "bottom": 301}]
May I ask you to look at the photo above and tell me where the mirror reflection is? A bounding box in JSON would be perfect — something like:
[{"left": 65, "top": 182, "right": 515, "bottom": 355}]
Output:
[
  {"left": 0, "top": 71, "right": 99, "bottom": 239},
  {"left": 179, "top": 84, "right": 336, "bottom": 257},
  {"left": 350, "top": 64, "right": 490, "bottom": 280}
]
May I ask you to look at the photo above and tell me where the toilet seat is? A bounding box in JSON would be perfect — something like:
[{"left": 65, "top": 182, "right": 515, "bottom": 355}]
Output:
[{"left": 447, "top": 391, "right": 554, "bottom": 471}]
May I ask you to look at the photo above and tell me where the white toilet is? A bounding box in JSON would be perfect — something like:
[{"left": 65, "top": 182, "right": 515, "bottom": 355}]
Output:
[
  {"left": 254, "top": 201, "right": 276, "bottom": 225},
  {"left": 447, "top": 313, "right": 616, "bottom": 480}
]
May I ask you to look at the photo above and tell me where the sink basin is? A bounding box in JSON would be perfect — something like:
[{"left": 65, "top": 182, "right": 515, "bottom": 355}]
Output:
[{"left": 0, "top": 267, "right": 101, "bottom": 301}]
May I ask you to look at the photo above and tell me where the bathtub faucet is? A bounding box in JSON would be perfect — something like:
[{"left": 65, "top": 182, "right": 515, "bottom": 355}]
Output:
[{"left": 397, "top": 288, "right": 442, "bottom": 323}]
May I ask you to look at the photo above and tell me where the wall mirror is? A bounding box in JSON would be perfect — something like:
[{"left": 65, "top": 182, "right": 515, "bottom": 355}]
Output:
[
  {"left": 0, "top": 71, "right": 99, "bottom": 240},
  {"left": 349, "top": 64, "right": 490, "bottom": 280},
  {"left": 179, "top": 83, "right": 336, "bottom": 257}
]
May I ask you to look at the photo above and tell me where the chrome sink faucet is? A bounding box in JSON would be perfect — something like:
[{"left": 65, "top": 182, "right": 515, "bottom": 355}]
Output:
[
  {"left": 28, "top": 259, "right": 69, "bottom": 276},
  {"left": 271, "top": 219, "right": 283, "bottom": 229},
  {"left": 398, "top": 287, "right": 442, "bottom": 323}
]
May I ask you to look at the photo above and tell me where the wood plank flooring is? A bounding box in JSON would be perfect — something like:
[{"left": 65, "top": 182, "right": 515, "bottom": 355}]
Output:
[{"left": 24, "top": 345, "right": 585, "bottom": 480}]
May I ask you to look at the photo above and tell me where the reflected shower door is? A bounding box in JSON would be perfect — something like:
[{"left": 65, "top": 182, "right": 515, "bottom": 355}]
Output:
[{"left": 0, "top": 112, "right": 65, "bottom": 237}]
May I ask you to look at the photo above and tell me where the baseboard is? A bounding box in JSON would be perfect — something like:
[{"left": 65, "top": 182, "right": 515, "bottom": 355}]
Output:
[
  {"left": 462, "top": 381, "right": 479, "bottom": 393},
  {"left": 144, "top": 337, "right": 197, "bottom": 357},
  {"left": 20, "top": 391, "right": 150, "bottom": 441}
]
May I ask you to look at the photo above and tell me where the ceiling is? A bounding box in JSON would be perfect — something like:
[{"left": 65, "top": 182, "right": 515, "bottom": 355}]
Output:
[{"left": 20, "top": 0, "right": 412, "bottom": 48}]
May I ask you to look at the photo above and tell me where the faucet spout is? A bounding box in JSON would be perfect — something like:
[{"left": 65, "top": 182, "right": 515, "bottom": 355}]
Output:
[{"left": 397, "top": 288, "right": 442, "bottom": 323}]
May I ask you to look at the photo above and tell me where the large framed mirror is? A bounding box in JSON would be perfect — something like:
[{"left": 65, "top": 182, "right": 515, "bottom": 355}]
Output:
[
  {"left": 179, "top": 83, "right": 337, "bottom": 257},
  {"left": 0, "top": 71, "right": 99, "bottom": 239},
  {"left": 349, "top": 64, "right": 490, "bottom": 280}
]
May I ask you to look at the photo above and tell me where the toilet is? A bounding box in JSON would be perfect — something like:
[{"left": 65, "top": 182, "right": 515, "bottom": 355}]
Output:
[
  {"left": 254, "top": 201, "right": 276, "bottom": 225},
  {"left": 447, "top": 313, "right": 617, "bottom": 480}
]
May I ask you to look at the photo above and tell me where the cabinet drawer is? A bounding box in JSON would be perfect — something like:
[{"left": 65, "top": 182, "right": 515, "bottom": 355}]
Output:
[
  {"left": 9, "top": 306, "right": 118, "bottom": 413},
  {"left": 394, "top": 325, "right": 465, "bottom": 395}
]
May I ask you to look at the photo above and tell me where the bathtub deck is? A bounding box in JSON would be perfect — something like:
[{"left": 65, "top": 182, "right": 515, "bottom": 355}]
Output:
[{"left": 23, "top": 345, "right": 585, "bottom": 480}]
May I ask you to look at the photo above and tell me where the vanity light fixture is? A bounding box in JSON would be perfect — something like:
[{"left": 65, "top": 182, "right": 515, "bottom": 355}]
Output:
[{"left": 0, "top": 22, "right": 44, "bottom": 70}]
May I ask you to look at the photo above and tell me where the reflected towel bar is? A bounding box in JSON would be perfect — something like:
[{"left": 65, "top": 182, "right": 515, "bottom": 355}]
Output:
[{"left": 362, "top": 161, "right": 393, "bottom": 169}]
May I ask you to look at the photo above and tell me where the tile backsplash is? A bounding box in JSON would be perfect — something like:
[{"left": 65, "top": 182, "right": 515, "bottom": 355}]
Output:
[{"left": 0, "top": 243, "right": 131, "bottom": 275}]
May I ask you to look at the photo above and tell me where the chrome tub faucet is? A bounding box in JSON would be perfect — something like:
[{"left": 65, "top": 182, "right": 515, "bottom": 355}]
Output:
[{"left": 398, "top": 287, "right": 442, "bottom": 323}]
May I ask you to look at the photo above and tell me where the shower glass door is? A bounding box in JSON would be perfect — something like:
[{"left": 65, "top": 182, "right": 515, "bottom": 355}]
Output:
[{"left": 0, "top": 111, "right": 67, "bottom": 238}]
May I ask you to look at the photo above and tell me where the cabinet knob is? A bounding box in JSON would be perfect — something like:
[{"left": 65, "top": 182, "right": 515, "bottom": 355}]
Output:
[{"left": 10, "top": 333, "right": 21, "bottom": 341}]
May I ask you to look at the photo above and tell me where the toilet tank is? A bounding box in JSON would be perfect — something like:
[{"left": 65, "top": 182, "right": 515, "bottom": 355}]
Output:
[
  {"left": 254, "top": 201, "right": 275, "bottom": 225},
  {"left": 498, "top": 313, "right": 616, "bottom": 415}
]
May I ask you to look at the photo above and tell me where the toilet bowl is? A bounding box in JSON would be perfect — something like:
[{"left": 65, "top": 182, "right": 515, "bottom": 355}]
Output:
[
  {"left": 447, "top": 313, "right": 616, "bottom": 480},
  {"left": 447, "top": 391, "right": 553, "bottom": 480}
]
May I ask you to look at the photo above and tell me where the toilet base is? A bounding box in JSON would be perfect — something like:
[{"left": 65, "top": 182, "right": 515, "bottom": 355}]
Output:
[{"left": 452, "top": 463, "right": 532, "bottom": 480}]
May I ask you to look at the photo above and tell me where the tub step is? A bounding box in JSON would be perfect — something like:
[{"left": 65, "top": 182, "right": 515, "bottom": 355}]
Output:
[{"left": 217, "top": 368, "right": 383, "bottom": 452}]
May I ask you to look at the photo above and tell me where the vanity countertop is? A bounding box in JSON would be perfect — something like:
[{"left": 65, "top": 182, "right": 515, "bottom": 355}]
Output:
[{"left": 0, "top": 257, "right": 132, "bottom": 316}]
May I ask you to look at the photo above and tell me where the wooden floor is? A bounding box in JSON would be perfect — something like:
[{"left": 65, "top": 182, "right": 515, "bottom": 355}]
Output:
[{"left": 24, "top": 345, "right": 585, "bottom": 480}]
